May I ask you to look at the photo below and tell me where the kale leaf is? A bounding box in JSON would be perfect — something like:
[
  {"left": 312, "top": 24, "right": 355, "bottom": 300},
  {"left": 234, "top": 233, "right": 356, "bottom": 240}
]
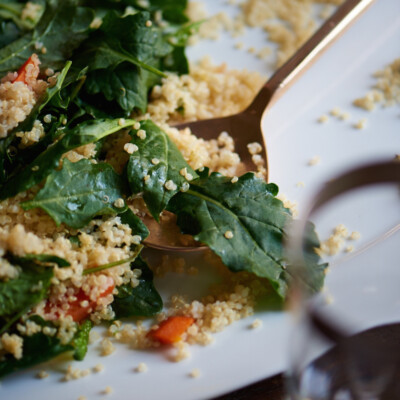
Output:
[
  {"left": 22, "top": 158, "right": 127, "bottom": 229},
  {"left": 0, "top": 0, "right": 44, "bottom": 32},
  {"left": 0, "top": 118, "right": 136, "bottom": 200},
  {"left": 123, "top": 0, "right": 189, "bottom": 24},
  {"left": 119, "top": 208, "right": 150, "bottom": 241},
  {"left": 77, "top": 11, "right": 171, "bottom": 114},
  {"left": 0, "top": 0, "right": 93, "bottom": 75},
  {"left": 0, "top": 318, "right": 92, "bottom": 378},
  {"left": 167, "top": 170, "right": 326, "bottom": 298},
  {"left": 125, "top": 120, "right": 198, "bottom": 220},
  {"left": 0, "top": 19, "right": 21, "bottom": 48},
  {"left": 12, "top": 253, "right": 70, "bottom": 268},
  {"left": 112, "top": 257, "right": 162, "bottom": 318},
  {"left": 0, "top": 62, "right": 72, "bottom": 185},
  {"left": 0, "top": 259, "right": 53, "bottom": 335}
]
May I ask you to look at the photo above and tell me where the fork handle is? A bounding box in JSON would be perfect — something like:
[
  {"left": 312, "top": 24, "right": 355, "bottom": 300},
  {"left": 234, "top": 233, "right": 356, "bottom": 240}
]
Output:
[{"left": 246, "top": 0, "right": 375, "bottom": 119}]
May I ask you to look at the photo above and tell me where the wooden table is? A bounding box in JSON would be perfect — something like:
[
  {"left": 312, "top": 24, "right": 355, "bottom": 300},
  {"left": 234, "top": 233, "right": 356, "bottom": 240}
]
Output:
[{"left": 213, "top": 374, "right": 284, "bottom": 400}]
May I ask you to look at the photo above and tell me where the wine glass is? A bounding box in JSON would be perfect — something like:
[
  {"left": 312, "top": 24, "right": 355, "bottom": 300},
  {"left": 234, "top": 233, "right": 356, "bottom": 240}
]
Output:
[{"left": 286, "top": 160, "right": 400, "bottom": 400}]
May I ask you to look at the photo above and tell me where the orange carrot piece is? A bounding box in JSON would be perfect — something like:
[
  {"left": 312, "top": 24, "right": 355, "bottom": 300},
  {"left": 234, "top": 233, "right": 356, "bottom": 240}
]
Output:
[
  {"left": 44, "top": 279, "right": 115, "bottom": 323},
  {"left": 149, "top": 316, "right": 195, "bottom": 344},
  {"left": 66, "top": 282, "right": 115, "bottom": 322},
  {"left": 12, "top": 54, "right": 39, "bottom": 84}
]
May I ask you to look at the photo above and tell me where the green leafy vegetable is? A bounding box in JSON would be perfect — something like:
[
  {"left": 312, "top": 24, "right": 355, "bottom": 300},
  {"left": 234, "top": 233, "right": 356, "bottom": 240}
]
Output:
[
  {"left": 126, "top": 0, "right": 189, "bottom": 24},
  {"left": 76, "top": 11, "right": 169, "bottom": 76},
  {"left": 83, "top": 245, "right": 143, "bottom": 276},
  {"left": 0, "top": 62, "right": 72, "bottom": 184},
  {"left": 0, "top": 317, "right": 92, "bottom": 378},
  {"left": 0, "top": 118, "right": 136, "bottom": 200},
  {"left": 0, "top": 257, "right": 54, "bottom": 335},
  {"left": 0, "top": 0, "right": 44, "bottom": 31},
  {"left": 70, "top": 319, "right": 92, "bottom": 361},
  {"left": 0, "top": 0, "right": 93, "bottom": 75},
  {"left": 13, "top": 253, "right": 70, "bottom": 268},
  {"left": 119, "top": 207, "right": 150, "bottom": 241},
  {"left": 0, "top": 19, "right": 20, "bottom": 47},
  {"left": 167, "top": 170, "right": 326, "bottom": 297},
  {"left": 78, "top": 11, "right": 172, "bottom": 114},
  {"left": 112, "top": 257, "right": 162, "bottom": 318},
  {"left": 0, "top": 262, "right": 52, "bottom": 320},
  {"left": 22, "top": 158, "right": 127, "bottom": 229},
  {"left": 126, "top": 120, "right": 197, "bottom": 220}
]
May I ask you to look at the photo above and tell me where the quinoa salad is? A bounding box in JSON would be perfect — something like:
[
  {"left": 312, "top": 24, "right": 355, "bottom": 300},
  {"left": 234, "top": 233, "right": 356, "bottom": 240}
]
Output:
[{"left": 0, "top": 0, "right": 331, "bottom": 381}]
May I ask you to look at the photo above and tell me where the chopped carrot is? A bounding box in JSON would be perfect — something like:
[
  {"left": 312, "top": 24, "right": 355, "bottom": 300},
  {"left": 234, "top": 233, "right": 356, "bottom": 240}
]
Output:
[
  {"left": 66, "top": 282, "right": 115, "bottom": 322},
  {"left": 44, "top": 279, "right": 114, "bottom": 323},
  {"left": 149, "top": 316, "right": 195, "bottom": 344},
  {"left": 12, "top": 54, "right": 40, "bottom": 84}
]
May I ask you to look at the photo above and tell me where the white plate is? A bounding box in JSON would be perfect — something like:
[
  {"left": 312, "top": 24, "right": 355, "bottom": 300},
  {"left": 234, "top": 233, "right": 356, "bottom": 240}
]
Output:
[{"left": 1, "top": 0, "right": 399, "bottom": 399}]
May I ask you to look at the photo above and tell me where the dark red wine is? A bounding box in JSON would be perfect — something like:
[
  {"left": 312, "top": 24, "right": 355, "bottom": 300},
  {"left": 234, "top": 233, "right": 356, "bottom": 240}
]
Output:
[{"left": 289, "top": 323, "right": 400, "bottom": 400}]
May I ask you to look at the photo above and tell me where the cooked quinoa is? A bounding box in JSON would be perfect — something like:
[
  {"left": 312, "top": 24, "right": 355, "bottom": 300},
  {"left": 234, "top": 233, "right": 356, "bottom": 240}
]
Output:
[
  {"left": 316, "top": 224, "right": 361, "bottom": 256},
  {"left": 187, "top": 0, "right": 344, "bottom": 67},
  {"left": 0, "top": 54, "right": 47, "bottom": 138},
  {"left": 0, "top": 54, "right": 278, "bottom": 365},
  {"left": 0, "top": 0, "right": 327, "bottom": 377},
  {"left": 353, "top": 58, "right": 400, "bottom": 110}
]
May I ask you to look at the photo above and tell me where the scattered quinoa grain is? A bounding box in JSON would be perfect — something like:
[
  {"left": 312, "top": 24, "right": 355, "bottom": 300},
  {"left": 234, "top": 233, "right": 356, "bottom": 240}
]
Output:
[
  {"left": 247, "top": 142, "right": 262, "bottom": 155},
  {"left": 325, "top": 294, "right": 334, "bottom": 305},
  {"left": 123, "top": 143, "right": 138, "bottom": 154},
  {"left": 330, "top": 107, "right": 341, "bottom": 117},
  {"left": 145, "top": 20, "right": 152, "bottom": 27},
  {"left": 181, "top": 182, "right": 190, "bottom": 192},
  {"left": 317, "top": 114, "right": 329, "bottom": 123},
  {"left": 354, "top": 118, "right": 367, "bottom": 130},
  {"left": 133, "top": 122, "right": 141, "bottom": 130},
  {"left": 101, "top": 338, "right": 115, "bottom": 356},
  {"left": 180, "top": 167, "right": 187, "bottom": 176},
  {"left": 231, "top": 176, "right": 238, "bottom": 183},
  {"left": 37, "top": 370, "right": 49, "bottom": 379},
  {"left": 80, "top": 300, "right": 89, "bottom": 308},
  {"left": 250, "top": 319, "right": 262, "bottom": 329},
  {"left": 118, "top": 118, "right": 126, "bottom": 126},
  {"left": 132, "top": 235, "right": 141, "bottom": 245},
  {"left": 43, "top": 114, "right": 52, "bottom": 123},
  {"left": 113, "top": 198, "right": 125, "bottom": 208},
  {"left": 135, "top": 362, "right": 148, "bottom": 373},
  {"left": 103, "top": 386, "right": 113, "bottom": 394},
  {"left": 224, "top": 230, "right": 234, "bottom": 239},
  {"left": 137, "top": 129, "right": 146, "bottom": 139},
  {"left": 308, "top": 156, "right": 320, "bottom": 166},
  {"left": 165, "top": 180, "right": 177, "bottom": 191},
  {"left": 189, "top": 368, "right": 201, "bottom": 378},
  {"left": 349, "top": 231, "right": 361, "bottom": 240},
  {"left": 45, "top": 68, "right": 54, "bottom": 77},
  {"left": 90, "top": 17, "right": 103, "bottom": 29},
  {"left": 151, "top": 158, "right": 160, "bottom": 165},
  {"left": 93, "top": 363, "right": 104, "bottom": 373}
]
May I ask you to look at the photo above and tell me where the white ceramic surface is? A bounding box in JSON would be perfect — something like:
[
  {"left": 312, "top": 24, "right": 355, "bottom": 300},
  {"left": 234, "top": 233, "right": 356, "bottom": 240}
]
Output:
[{"left": 1, "top": 0, "right": 399, "bottom": 399}]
